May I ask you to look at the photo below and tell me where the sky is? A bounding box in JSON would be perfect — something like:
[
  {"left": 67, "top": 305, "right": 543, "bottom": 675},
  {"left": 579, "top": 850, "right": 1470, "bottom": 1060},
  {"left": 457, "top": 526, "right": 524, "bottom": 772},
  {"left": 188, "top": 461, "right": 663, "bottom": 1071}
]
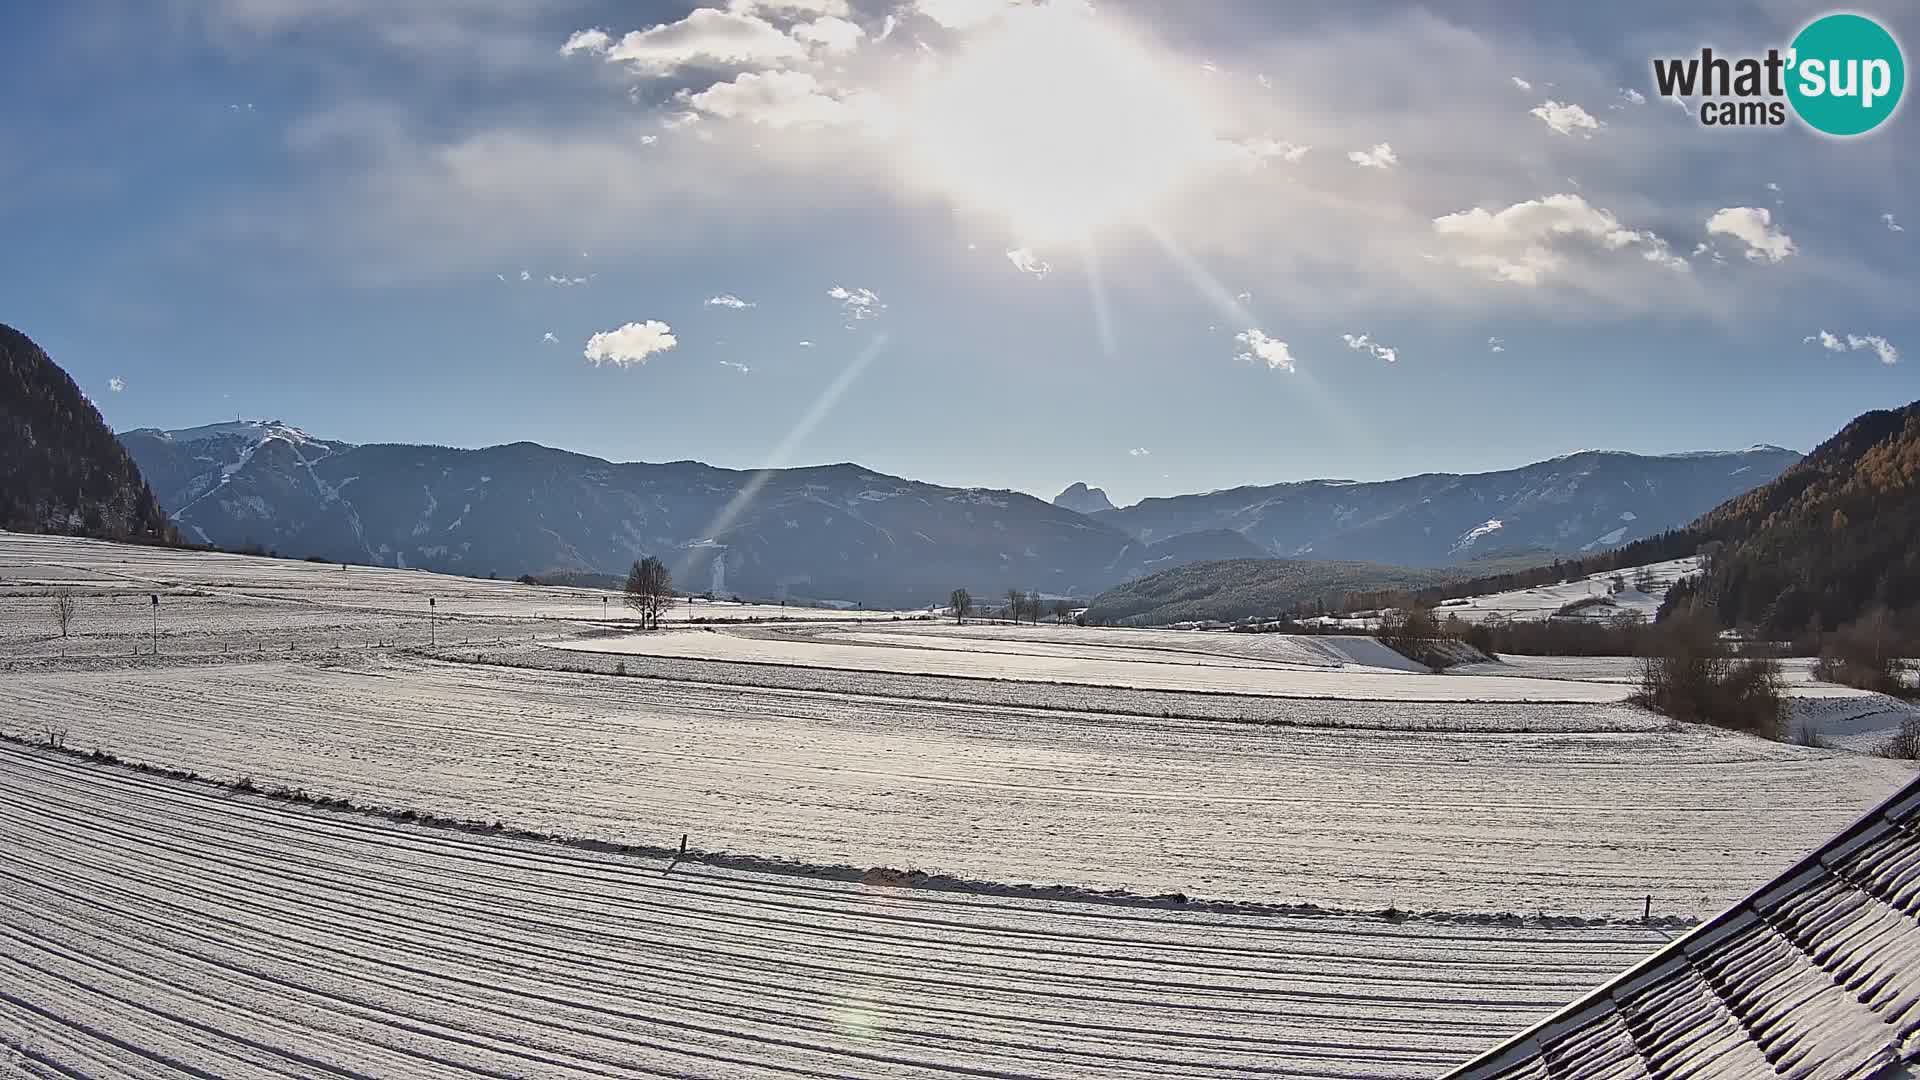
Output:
[{"left": 3, "top": 0, "right": 1916, "bottom": 506}]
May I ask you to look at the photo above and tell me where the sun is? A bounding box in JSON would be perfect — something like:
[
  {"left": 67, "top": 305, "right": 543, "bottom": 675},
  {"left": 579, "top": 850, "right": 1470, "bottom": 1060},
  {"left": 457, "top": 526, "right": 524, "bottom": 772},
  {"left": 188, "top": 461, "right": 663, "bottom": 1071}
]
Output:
[{"left": 901, "top": 2, "right": 1225, "bottom": 246}]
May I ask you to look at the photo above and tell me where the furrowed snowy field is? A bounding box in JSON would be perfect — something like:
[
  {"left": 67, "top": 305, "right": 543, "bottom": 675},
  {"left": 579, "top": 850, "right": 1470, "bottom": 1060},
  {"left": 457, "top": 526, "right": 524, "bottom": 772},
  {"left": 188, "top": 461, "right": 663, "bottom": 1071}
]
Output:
[
  {"left": 3, "top": 532, "right": 1916, "bottom": 1077},
  {"left": 0, "top": 743, "right": 1666, "bottom": 1079}
]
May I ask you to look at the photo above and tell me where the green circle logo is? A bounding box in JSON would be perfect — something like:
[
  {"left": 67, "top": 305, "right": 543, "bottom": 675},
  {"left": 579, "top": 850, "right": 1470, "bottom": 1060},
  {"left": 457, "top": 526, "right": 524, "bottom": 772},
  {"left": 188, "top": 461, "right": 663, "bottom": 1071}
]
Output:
[{"left": 1788, "top": 13, "right": 1904, "bottom": 136}]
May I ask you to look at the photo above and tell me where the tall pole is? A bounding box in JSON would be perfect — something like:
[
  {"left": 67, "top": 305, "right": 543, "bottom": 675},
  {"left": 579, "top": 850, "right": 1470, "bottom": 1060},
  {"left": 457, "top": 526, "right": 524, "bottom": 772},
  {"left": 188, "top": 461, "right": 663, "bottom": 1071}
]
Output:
[
  {"left": 150, "top": 593, "right": 158, "bottom": 655},
  {"left": 430, "top": 596, "right": 436, "bottom": 648}
]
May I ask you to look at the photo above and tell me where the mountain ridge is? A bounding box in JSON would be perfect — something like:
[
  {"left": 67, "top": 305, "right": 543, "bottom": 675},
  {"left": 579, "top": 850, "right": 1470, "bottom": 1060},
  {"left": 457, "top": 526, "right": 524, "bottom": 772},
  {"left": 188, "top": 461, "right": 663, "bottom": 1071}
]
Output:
[{"left": 118, "top": 419, "right": 1799, "bottom": 608}]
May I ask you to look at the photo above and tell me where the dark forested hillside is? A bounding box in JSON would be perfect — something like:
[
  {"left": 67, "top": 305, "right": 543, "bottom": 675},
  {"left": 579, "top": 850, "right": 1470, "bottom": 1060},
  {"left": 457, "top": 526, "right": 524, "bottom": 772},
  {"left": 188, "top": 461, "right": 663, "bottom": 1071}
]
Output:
[
  {"left": 1680, "top": 401, "right": 1920, "bottom": 636},
  {"left": 0, "top": 324, "right": 173, "bottom": 542},
  {"left": 1084, "top": 558, "right": 1453, "bottom": 625}
]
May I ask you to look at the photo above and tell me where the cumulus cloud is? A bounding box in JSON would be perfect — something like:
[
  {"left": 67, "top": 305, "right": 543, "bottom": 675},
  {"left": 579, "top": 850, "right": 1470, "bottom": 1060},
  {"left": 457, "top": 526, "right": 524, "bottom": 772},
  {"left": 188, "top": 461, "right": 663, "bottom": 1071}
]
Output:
[
  {"left": 1706, "top": 207, "right": 1793, "bottom": 263},
  {"left": 830, "top": 285, "right": 883, "bottom": 323},
  {"left": 1340, "top": 332, "right": 1398, "bottom": 363},
  {"left": 541, "top": 331, "right": 558, "bottom": 344},
  {"left": 1005, "top": 248, "right": 1052, "bottom": 277},
  {"left": 581, "top": 8, "right": 806, "bottom": 76},
  {"left": 1235, "top": 328, "right": 1295, "bottom": 372},
  {"left": 915, "top": 0, "right": 1021, "bottom": 29},
  {"left": 1806, "top": 330, "right": 1899, "bottom": 365},
  {"left": 1346, "top": 142, "right": 1397, "bottom": 169},
  {"left": 1619, "top": 87, "right": 1646, "bottom": 105},
  {"left": 1128, "top": 446, "right": 1150, "bottom": 456},
  {"left": 1530, "top": 100, "right": 1602, "bottom": 137},
  {"left": 583, "top": 321, "right": 678, "bottom": 367},
  {"left": 733, "top": 0, "right": 851, "bottom": 15},
  {"left": 1432, "top": 193, "right": 1684, "bottom": 285},
  {"left": 707, "top": 293, "right": 755, "bottom": 309},
  {"left": 560, "top": 28, "right": 611, "bottom": 55},
  {"left": 1487, "top": 336, "right": 1505, "bottom": 353},
  {"left": 108, "top": 377, "right": 126, "bottom": 392},
  {"left": 1884, "top": 213, "right": 1905, "bottom": 233},
  {"left": 792, "top": 15, "right": 864, "bottom": 52},
  {"left": 679, "top": 70, "right": 855, "bottom": 129},
  {"left": 1510, "top": 76, "right": 1532, "bottom": 91},
  {"left": 797, "top": 339, "right": 814, "bottom": 347},
  {"left": 518, "top": 269, "right": 531, "bottom": 281}
]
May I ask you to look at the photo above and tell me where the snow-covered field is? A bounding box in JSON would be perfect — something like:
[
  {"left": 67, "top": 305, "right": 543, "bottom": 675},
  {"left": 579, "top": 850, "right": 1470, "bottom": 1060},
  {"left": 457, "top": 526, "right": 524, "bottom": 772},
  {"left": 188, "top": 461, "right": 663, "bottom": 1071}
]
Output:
[
  {"left": 3, "top": 534, "right": 1916, "bottom": 1076},
  {"left": 2, "top": 652, "right": 1908, "bottom": 916},
  {"left": 0, "top": 532, "right": 927, "bottom": 659},
  {"left": 1429, "top": 557, "right": 1703, "bottom": 624},
  {"left": 0, "top": 742, "right": 1668, "bottom": 1079},
  {"left": 560, "top": 625, "right": 1633, "bottom": 702}
]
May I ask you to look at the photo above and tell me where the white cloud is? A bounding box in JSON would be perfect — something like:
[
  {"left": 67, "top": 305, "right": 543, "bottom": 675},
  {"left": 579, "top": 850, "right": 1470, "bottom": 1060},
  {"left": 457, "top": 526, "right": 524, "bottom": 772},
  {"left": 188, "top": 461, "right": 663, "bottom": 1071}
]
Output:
[
  {"left": 518, "top": 269, "right": 530, "bottom": 281},
  {"left": 1128, "top": 446, "right": 1150, "bottom": 457},
  {"left": 1510, "top": 76, "right": 1532, "bottom": 91},
  {"left": 541, "top": 331, "right": 558, "bottom": 344},
  {"left": 915, "top": 0, "right": 1021, "bottom": 30},
  {"left": 1487, "top": 336, "right": 1505, "bottom": 353},
  {"left": 1884, "top": 213, "right": 1905, "bottom": 233},
  {"left": 560, "top": 28, "right": 611, "bottom": 55},
  {"left": 1235, "top": 328, "right": 1295, "bottom": 372},
  {"left": 587, "top": 8, "right": 806, "bottom": 76},
  {"left": 1340, "top": 332, "right": 1398, "bottom": 363},
  {"left": 707, "top": 293, "right": 755, "bottom": 308},
  {"left": 1619, "top": 87, "right": 1646, "bottom": 105},
  {"left": 108, "top": 377, "right": 126, "bottom": 392},
  {"left": 717, "top": 359, "right": 754, "bottom": 373},
  {"left": 830, "top": 285, "right": 883, "bottom": 322},
  {"left": 793, "top": 15, "right": 864, "bottom": 52},
  {"left": 798, "top": 339, "right": 815, "bottom": 347},
  {"left": 1346, "top": 142, "right": 1397, "bottom": 169},
  {"left": 730, "top": 0, "right": 851, "bottom": 15},
  {"left": 1705, "top": 206, "right": 1793, "bottom": 263},
  {"left": 1530, "top": 100, "right": 1602, "bottom": 137},
  {"left": 1807, "top": 330, "right": 1899, "bottom": 365},
  {"left": 680, "top": 70, "right": 855, "bottom": 129},
  {"left": 1224, "top": 136, "right": 1311, "bottom": 166},
  {"left": 1005, "top": 248, "right": 1052, "bottom": 277},
  {"left": 583, "top": 320, "right": 678, "bottom": 367},
  {"left": 1765, "top": 181, "right": 1781, "bottom": 193},
  {"left": 547, "top": 273, "right": 590, "bottom": 285},
  {"left": 1432, "top": 193, "right": 1684, "bottom": 285},
  {"left": 640, "top": 134, "right": 659, "bottom": 145}
]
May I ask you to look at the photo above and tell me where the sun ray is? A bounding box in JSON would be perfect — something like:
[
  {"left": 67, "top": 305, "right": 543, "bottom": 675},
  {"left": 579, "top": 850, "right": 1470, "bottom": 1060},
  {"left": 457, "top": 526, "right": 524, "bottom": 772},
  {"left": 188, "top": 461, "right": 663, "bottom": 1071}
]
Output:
[{"left": 675, "top": 334, "right": 891, "bottom": 584}]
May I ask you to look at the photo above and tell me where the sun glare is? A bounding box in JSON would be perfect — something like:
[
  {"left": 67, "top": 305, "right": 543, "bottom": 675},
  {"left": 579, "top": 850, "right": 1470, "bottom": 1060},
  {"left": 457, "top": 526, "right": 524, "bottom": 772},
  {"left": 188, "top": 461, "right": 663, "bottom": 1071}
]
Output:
[{"left": 903, "top": 2, "right": 1223, "bottom": 245}]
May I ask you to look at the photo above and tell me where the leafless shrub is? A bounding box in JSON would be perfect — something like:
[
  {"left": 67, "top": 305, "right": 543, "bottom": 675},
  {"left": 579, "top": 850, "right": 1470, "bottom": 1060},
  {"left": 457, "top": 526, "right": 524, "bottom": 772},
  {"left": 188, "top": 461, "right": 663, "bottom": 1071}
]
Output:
[{"left": 1880, "top": 716, "right": 1920, "bottom": 760}]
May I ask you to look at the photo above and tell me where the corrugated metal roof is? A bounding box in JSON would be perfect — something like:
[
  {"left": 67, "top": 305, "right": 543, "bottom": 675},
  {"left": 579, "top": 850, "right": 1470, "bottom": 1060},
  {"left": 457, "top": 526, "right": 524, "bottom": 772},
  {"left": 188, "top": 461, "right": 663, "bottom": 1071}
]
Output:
[{"left": 1444, "top": 774, "right": 1920, "bottom": 1080}]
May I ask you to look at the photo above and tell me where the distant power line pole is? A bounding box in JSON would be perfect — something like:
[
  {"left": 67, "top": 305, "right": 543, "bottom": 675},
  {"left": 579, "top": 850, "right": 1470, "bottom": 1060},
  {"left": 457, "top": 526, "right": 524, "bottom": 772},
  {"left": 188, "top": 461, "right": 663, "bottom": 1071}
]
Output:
[
  {"left": 429, "top": 596, "right": 437, "bottom": 648},
  {"left": 149, "top": 593, "right": 159, "bottom": 655}
]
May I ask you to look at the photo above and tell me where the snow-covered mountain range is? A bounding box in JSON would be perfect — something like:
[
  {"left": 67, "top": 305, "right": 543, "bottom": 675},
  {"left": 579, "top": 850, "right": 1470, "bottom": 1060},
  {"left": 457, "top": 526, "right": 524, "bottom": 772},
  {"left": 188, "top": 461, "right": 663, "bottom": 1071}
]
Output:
[{"left": 118, "top": 421, "right": 1798, "bottom": 606}]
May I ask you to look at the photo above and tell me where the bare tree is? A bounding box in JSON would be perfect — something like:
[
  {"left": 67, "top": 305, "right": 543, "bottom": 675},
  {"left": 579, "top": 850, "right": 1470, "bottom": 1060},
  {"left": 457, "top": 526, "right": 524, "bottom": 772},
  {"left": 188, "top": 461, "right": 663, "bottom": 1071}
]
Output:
[
  {"left": 949, "top": 588, "right": 972, "bottom": 624},
  {"left": 1025, "top": 591, "right": 1043, "bottom": 625},
  {"left": 1006, "top": 588, "right": 1023, "bottom": 625},
  {"left": 624, "top": 556, "right": 675, "bottom": 630},
  {"left": 1051, "top": 599, "right": 1073, "bottom": 624},
  {"left": 51, "top": 589, "right": 75, "bottom": 638}
]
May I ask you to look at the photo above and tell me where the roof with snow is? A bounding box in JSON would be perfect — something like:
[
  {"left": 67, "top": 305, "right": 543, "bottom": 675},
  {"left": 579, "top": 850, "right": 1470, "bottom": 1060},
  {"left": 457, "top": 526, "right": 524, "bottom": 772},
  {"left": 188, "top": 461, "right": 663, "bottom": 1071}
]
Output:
[{"left": 1445, "top": 772, "right": 1920, "bottom": 1080}]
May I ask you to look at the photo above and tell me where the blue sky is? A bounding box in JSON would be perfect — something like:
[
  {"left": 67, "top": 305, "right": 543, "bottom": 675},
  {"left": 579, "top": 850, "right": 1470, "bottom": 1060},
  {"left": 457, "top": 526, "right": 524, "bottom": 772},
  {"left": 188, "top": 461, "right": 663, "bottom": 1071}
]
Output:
[{"left": 3, "top": 1, "right": 1915, "bottom": 505}]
